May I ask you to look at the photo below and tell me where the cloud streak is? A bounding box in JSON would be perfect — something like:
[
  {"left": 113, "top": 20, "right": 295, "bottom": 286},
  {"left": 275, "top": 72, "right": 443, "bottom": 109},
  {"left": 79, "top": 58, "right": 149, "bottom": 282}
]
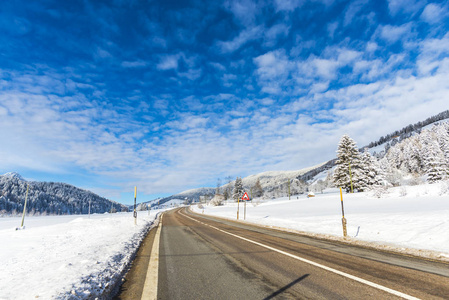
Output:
[{"left": 1, "top": 0, "right": 449, "bottom": 204}]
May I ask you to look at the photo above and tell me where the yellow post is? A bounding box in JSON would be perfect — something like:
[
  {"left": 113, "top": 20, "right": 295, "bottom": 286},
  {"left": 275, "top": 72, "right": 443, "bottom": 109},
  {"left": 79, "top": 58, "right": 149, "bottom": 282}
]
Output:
[
  {"left": 348, "top": 161, "right": 354, "bottom": 193},
  {"left": 20, "top": 184, "right": 29, "bottom": 228},
  {"left": 237, "top": 196, "right": 240, "bottom": 220},
  {"left": 340, "top": 187, "right": 347, "bottom": 237}
]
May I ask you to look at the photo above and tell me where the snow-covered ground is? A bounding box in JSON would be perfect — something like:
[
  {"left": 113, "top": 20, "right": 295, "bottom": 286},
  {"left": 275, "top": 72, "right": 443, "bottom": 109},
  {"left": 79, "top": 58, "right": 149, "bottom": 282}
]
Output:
[
  {"left": 192, "top": 183, "right": 449, "bottom": 261},
  {"left": 0, "top": 209, "right": 165, "bottom": 299},
  {"left": 2, "top": 183, "right": 449, "bottom": 299}
]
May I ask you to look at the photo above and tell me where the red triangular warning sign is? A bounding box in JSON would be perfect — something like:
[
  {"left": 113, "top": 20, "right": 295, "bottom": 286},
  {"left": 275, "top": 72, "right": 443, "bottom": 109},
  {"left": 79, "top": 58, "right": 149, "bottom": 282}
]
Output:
[{"left": 241, "top": 192, "right": 250, "bottom": 201}]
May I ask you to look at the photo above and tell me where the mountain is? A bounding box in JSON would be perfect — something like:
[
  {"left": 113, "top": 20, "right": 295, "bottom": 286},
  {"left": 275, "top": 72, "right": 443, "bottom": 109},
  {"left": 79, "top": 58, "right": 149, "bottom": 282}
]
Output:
[
  {"left": 296, "top": 110, "right": 449, "bottom": 184},
  {"left": 142, "top": 187, "right": 216, "bottom": 208},
  {"left": 149, "top": 166, "right": 327, "bottom": 206},
  {"left": 183, "top": 110, "right": 449, "bottom": 202},
  {"left": 0, "top": 173, "right": 127, "bottom": 216}
]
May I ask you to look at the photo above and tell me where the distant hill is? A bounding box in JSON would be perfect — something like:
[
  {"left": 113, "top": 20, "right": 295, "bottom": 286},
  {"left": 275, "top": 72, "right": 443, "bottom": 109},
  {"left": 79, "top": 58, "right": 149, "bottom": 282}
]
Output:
[
  {"left": 172, "top": 109, "right": 449, "bottom": 202},
  {"left": 295, "top": 109, "right": 449, "bottom": 184},
  {"left": 0, "top": 173, "right": 127, "bottom": 216},
  {"left": 142, "top": 187, "right": 216, "bottom": 208}
]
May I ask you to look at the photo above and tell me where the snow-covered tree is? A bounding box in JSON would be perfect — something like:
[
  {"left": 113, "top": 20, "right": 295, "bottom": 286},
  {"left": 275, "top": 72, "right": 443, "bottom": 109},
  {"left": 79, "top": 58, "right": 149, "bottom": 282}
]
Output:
[
  {"left": 358, "top": 149, "right": 384, "bottom": 189},
  {"left": 232, "top": 177, "right": 244, "bottom": 201},
  {"left": 252, "top": 177, "right": 264, "bottom": 198},
  {"left": 137, "top": 203, "right": 147, "bottom": 211},
  {"left": 333, "top": 135, "right": 362, "bottom": 192},
  {"left": 421, "top": 130, "right": 448, "bottom": 182},
  {"left": 209, "top": 194, "right": 224, "bottom": 206}
]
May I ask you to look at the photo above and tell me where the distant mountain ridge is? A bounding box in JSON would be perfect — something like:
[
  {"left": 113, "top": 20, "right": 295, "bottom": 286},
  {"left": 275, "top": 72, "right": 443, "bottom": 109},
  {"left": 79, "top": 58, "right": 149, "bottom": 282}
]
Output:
[
  {"left": 295, "top": 110, "right": 449, "bottom": 185},
  {"left": 4, "top": 111, "right": 448, "bottom": 212},
  {"left": 0, "top": 173, "right": 127, "bottom": 215},
  {"left": 163, "top": 109, "right": 449, "bottom": 202}
]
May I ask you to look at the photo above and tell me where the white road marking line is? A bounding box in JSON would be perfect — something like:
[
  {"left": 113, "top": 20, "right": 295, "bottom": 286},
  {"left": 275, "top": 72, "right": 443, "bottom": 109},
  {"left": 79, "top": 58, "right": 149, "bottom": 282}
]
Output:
[
  {"left": 181, "top": 211, "right": 420, "bottom": 300},
  {"left": 141, "top": 214, "right": 163, "bottom": 300}
]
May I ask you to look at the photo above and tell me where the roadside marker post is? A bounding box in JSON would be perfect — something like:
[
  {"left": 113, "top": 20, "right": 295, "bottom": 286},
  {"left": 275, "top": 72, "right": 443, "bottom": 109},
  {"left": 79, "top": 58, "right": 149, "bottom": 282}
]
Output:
[
  {"left": 133, "top": 186, "right": 137, "bottom": 225},
  {"left": 17, "top": 184, "right": 29, "bottom": 230},
  {"left": 340, "top": 187, "right": 348, "bottom": 237},
  {"left": 237, "top": 197, "right": 240, "bottom": 220},
  {"left": 244, "top": 200, "right": 246, "bottom": 220},
  {"left": 241, "top": 192, "right": 249, "bottom": 220}
]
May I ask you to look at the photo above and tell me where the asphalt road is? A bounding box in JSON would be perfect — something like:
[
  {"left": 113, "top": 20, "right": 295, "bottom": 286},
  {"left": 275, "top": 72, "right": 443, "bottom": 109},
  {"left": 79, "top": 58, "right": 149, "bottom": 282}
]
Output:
[{"left": 115, "top": 208, "right": 449, "bottom": 299}]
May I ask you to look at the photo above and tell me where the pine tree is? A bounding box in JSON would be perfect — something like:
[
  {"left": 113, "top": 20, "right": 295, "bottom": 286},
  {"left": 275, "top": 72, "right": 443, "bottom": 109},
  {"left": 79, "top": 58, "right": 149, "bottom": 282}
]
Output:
[
  {"left": 232, "top": 177, "right": 244, "bottom": 201},
  {"left": 421, "top": 129, "right": 448, "bottom": 183},
  {"left": 359, "top": 149, "right": 384, "bottom": 189},
  {"left": 333, "top": 135, "right": 362, "bottom": 192},
  {"left": 252, "top": 178, "right": 264, "bottom": 198},
  {"left": 424, "top": 141, "right": 447, "bottom": 182},
  {"left": 357, "top": 150, "right": 370, "bottom": 191}
]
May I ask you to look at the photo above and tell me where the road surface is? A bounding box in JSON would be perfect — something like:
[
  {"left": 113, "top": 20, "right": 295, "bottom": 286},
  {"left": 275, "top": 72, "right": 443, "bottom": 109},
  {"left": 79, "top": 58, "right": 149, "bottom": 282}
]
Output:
[{"left": 115, "top": 208, "right": 449, "bottom": 299}]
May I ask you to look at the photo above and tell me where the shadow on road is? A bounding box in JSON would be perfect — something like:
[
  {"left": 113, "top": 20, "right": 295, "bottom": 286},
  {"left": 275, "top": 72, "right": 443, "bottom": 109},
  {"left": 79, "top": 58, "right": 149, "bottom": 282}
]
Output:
[{"left": 263, "top": 274, "right": 310, "bottom": 300}]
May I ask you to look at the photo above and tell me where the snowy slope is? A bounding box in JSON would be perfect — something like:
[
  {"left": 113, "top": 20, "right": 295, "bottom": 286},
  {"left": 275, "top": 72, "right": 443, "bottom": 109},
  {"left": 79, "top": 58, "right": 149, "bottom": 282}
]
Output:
[
  {"left": 2, "top": 182, "right": 449, "bottom": 299},
  {"left": 241, "top": 163, "right": 326, "bottom": 187},
  {"left": 217, "top": 162, "right": 327, "bottom": 194},
  {"left": 0, "top": 210, "right": 166, "bottom": 299},
  {"left": 192, "top": 183, "right": 449, "bottom": 261}
]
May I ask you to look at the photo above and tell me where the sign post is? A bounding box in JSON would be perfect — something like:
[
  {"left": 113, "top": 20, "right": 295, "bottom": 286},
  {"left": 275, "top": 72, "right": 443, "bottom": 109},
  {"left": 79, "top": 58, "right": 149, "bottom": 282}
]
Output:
[
  {"left": 340, "top": 187, "right": 347, "bottom": 237},
  {"left": 237, "top": 196, "right": 240, "bottom": 220},
  {"left": 18, "top": 184, "right": 29, "bottom": 230},
  {"left": 242, "top": 192, "right": 249, "bottom": 220},
  {"left": 133, "top": 186, "right": 137, "bottom": 225},
  {"left": 244, "top": 200, "right": 246, "bottom": 220}
]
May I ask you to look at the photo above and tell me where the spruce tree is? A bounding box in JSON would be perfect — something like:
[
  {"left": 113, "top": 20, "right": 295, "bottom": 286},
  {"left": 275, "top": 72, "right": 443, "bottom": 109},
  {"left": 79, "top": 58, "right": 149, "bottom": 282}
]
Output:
[
  {"left": 359, "top": 149, "right": 384, "bottom": 189},
  {"left": 423, "top": 139, "right": 448, "bottom": 183},
  {"left": 253, "top": 177, "right": 264, "bottom": 198},
  {"left": 232, "top": 177, "right": 244, "bottom": 201},
  {"left": 333, "top": 135, "right": 361, "bottom": 192}
]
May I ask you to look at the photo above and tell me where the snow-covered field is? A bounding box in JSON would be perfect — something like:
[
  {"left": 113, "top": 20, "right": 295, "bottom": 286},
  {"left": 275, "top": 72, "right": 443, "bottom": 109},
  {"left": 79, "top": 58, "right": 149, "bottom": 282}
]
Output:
[
  {"left": 192, "top": 183, "right": 449, "bottom": 261},
  {"left": 1, "top": 183, "right": 449, "bottom": 300},
  {"left": 0, "top": 209, "right": 165, "bottom": 300}
]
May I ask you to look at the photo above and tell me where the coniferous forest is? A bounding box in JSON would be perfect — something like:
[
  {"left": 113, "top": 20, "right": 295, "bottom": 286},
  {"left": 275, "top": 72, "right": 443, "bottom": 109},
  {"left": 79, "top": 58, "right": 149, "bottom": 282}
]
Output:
[{"left": 0, "top": 173, "right": 127, "bottom": 216}]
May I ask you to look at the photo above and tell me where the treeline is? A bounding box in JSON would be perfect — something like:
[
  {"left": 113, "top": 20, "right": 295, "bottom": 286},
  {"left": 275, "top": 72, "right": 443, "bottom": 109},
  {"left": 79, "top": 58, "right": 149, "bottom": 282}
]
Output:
[
  {"left": 296, "top": 110, "right": 449, "bottom": 183},
  {"left": 364, "top": 110, "right": 449, "bottom": 149},
  {"left": 0, "top": 173, "right": 127, "bottom": 216},
  {"left": 297, "top": 159, "right": 337, "bottom": 182},
  {"left": 333, "top": 121, "right": 449, "bottom": 194}
]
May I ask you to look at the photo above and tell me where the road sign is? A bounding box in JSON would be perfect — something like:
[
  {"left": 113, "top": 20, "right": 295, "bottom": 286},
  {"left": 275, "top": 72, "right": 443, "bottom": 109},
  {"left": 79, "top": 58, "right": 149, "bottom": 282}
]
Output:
[{"left": 241, "top": 192, "right": 250, "bottom": 201}]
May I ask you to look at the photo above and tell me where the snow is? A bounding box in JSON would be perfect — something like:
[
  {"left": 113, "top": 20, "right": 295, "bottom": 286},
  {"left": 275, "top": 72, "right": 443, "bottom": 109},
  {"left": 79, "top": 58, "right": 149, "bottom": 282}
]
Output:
[
  {"left": 0, "top": 209, "right": 168, "bottom": 299},
  {"left": 2, "top": 182, "right": 449, "bottom": 299},
  {"left": 2, "top": 172, "right": 25, "bottom": 181},
  {"left": 192, "top": 183, "right": 449, "bottom": 261},
  {"left": 160, "top": 199, "right": 185, "bottom": 207}
]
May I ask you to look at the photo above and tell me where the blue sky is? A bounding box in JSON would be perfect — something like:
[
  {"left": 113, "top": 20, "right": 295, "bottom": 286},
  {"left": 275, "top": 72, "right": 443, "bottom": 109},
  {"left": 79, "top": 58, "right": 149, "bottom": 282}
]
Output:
[{"left": 1, "top": 0, "right": 449, "bottom": 205}]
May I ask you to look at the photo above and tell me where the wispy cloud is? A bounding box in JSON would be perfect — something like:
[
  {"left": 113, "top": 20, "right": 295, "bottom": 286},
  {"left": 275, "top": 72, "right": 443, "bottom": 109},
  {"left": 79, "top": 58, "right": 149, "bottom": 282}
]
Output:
[
  {"left": 121, "top": 60, "right": 148, "bottom": 68},
  {"left": 216, "top": 26, "right": 263, "bottom": 53},
  {"left": 156, "top": 54, "right": 180, "bottom": 70},
  {"left": 1, "top": 0, "right": 449, "bottom": 204},
  {"left": 420, "top": 2, "right": 449, "bottom": 24}
]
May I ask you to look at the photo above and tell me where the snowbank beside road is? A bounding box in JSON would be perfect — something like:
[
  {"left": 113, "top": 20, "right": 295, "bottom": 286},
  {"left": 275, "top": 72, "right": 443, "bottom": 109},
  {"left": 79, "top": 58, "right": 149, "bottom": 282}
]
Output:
[
  {"left": 0, "top": 210, "right": 163, "bottom": 299},
  {"left": 192, "top": 184, "right": 449, "bottom": 261}
]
